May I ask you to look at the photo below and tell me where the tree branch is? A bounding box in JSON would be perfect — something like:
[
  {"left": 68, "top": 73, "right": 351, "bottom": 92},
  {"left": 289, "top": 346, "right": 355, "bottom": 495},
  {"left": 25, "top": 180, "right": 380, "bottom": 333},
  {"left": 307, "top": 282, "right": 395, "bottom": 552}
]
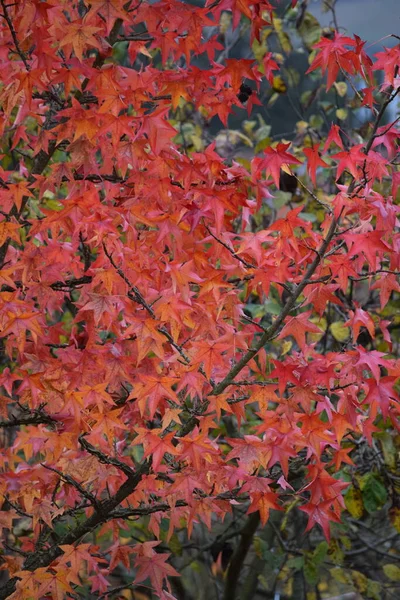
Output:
[{"left": 222, "top": 512, "right": 260, "bottom": 600}]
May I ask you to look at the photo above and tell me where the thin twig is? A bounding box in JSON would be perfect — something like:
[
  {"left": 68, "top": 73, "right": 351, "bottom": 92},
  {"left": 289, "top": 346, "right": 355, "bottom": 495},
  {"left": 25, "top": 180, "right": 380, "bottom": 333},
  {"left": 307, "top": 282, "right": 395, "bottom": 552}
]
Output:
[
  {"left": 0, "top": 0, "right": 30, "bottom": 69},
  {"left": 204, "top": 223, "right": 256, "bottom": 269}
]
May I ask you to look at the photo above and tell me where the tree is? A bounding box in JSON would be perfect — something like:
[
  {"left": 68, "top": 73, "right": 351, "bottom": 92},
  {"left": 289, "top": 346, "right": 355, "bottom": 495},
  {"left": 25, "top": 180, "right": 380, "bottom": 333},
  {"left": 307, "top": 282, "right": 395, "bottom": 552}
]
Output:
[{"left": 0, "top": 0, "right": 399, "bottom": 599}]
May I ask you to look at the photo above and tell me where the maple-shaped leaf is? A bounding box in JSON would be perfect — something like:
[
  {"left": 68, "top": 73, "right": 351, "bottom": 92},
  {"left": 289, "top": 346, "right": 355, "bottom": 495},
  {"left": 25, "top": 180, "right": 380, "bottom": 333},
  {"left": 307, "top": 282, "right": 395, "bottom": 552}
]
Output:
[
  {"left": 214, "top": 58, "right": 257, "bottom": 92},
  {"left": 178, "top": 427, "right": 220, "bottom": 472},
  {"left": 86, "top": 0, "right": 129, "bottom": 33},
  {"left": 31, "top": 498, "right": 63, "bottom": 529},
  {"left": 261, "top": 52, "right": 280, "bottom": 85},
  {"left": 265, "top": 437, "right": 298, "bottom": 478},
  {"left": 268, "top": 360, "right": 300, "bottom": 396},
  {"left": 307, "top": 32, "right": 357, "bottom": 89},
  {"left": 342, "top": 230, "right": 391, "bottom": 271},
  {"left": 247, "top": 491, "right": 281, "bottom": 525},
  {"left": 298, "top": 413, "right": 335, "bottom": 458},
  {"left": 6, "top": 181, "right": 34, "bottom": 212},
  {"left": 58, "top": 544, "right": 96, "bottom": 575},
  {"left": 300, "top": 499, "right": 342, "bottom": 541},
  {"left": 36, "top": 566, "right": 77, "bottom": 600},
  {"left": 226, "top": 435, "right": 265, "bottom": 469},
  {"left": 209, "top": 1, "right": 272, "bottom": 33},
  {"left": 303, "top": 463, "right": 349, "bottom": 504},
  {"left": 330, "top": 447, "right": 355, "bottom": 471},
  {"left": 109, "top": 543, "right": 133, "bottom": 572},
  {"left": 278, "top": 311, "right": 322, "bottom": 349},
  {"left": 323, "top": 124, "right": 343, "bottom": 153},
  {"left": 133, "top": 542, "right": 179, "bottom": 596},
  {"left": 371, "top": 274, "right": 400, "bottom": 309},
  {"left": 269, "top": 206, "right": 307, "bottom": 241},
  {"left": 355, "top": 346, "right": 391, "bottom": 383},
  {"left": 331, "top": 412, "right": 353, "bottom": 445},
  {"left": 169, "top": 471, "right": 209, "bottom": 504},
  {"left": 364, "top": 376, "right": 400, "bottom": 419},
  {"left": 0, "top": 311, "right": 43, "bottom": 354},
  {"left": 12, "top": 570, "right": 39, "bottom": 599},
  {"left": 81, "top": 293, "right": 119, "bottom": 326},
  {"left": 304, "top": 283, "right": 341, "bottom": 316},
  {"left": 141, "top": 108, "right": 178, "bottom": 155},
  {"left": 135, "top": 373, "right": 180, "bottom": 419},
  {"left": 133, "top": 427, "right": 179, "bottom": 471},
  {"left": 303, "top": 145, "right": 329, "bottom": 186},
  {"left": 191, "top": 339, "right": 232, "bottom": 379},
  {"left": 58, "top": 22, "right": 102, "bottom": 62},
  {"left": 331, "top": 144, "right": 366, "bottom": 179},
  {"left": 0, "top": 220, "right": 21, "bottom": 246},
  {"left": 258, "top": 143, "right": 301, "bottom": 187},
  {"left": 345, "top": 306, "right": 375, "bottom": 341}
]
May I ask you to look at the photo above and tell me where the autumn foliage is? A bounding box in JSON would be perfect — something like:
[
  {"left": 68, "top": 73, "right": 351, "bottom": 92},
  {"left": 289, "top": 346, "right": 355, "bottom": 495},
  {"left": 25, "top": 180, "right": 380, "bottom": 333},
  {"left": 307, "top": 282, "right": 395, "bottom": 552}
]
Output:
[{"left": 0, "top": 0, "right": 399, "bottom": 598}]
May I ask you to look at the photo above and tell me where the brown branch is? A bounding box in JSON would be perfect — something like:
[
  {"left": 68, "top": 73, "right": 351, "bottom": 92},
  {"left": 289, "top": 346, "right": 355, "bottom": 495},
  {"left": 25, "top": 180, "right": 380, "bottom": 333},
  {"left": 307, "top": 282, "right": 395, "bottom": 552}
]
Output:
[
  {"left": 350, "top": 269, "right": 400, "bottom": 282},
  {"left": 110, "top": 499, "right": 188, "bottom": 519},
  {"left": 78, "top": 433, "right": 137, "bottom": 479},
  {"left": 222, "top": 512, "right": 260, "bottom": 600},
  {"left": 209, "top": 213, "right": 340, "bottom": 398},
  {"left": 41, "top": 463, "right": 99, "bottom": 508},
  {"left": 204, "top": 223, "right": 256, "bottom": 269},
  {"left": 292, "top": 173, "right": 332, "bottom": 212},
  {"left": 102, "top": 243, "right": 156, "bottom": 317},
  {"left": 50, "top": 275, "right": 93, "bottom": 290},
  {"left": 0, "top": 459, "right": 152, "bottom": 600},
  {"left": 0, "top": 409, "right": 57, "bottom": 429}
]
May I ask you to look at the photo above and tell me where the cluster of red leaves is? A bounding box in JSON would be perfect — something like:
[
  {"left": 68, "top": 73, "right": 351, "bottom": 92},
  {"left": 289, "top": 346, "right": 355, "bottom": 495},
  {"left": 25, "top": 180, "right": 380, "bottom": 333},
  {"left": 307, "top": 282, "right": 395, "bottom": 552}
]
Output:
[{"left": 0, "top": 1, "right": 399, "bottom": 598}]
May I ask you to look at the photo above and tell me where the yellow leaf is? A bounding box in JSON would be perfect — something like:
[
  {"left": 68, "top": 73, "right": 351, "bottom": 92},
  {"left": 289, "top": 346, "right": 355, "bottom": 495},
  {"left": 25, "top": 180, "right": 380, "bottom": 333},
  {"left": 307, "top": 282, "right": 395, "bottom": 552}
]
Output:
[
  {"left": 366, "top": 579, "right": 381, "bottom": 600},
  {"left": 352, "top": 570, "right": 367, "bottom": 593},
  {"left": 280, "top": 163, "right": 293, "bottom": 176},
  {"left": 219, "top": 11, "right": 231, "bottom": 34},
  {"left": 334, "top": 82, "right": 348, "bottom": 97},
  {"left": 390, "top": 507, "right": 400, "bottom": 533},
  {"left": 330, "top": 321, "right": 350, "bottom": 342},
  {"left": 383, "top": 564, "right": 400, "bottom": 581},
  {"left": 267, "top": 92, "right": 279, "bottom": 108},
  {"left": 336, "top": 108, "right": 348, "bottom": 121},
  {"left": 296, "top": 120, "right": 309, "bottom": 134},
  {"left": 330, "top": 567, "right": 351, "bottom": 584},
  {"left": 345, "top": 487, "right": 364, "bottom": 519},
  {"left": 282, "top": 340, "right": 292, "bottom": 355},
  {"left": 272, "top": 75, "right": 287, "bottom": 94}
]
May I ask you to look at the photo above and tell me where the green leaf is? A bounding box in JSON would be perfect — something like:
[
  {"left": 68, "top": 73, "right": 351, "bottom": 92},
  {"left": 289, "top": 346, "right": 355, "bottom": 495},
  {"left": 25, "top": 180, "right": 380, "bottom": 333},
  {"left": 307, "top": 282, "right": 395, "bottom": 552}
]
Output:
[
  {"left": 334, "top": 82, "right": 348, "bottom": 97},
  {"left": 287, "top": 556, "right": 304, "bottom": 571},
  {"left": 303, "top": 541, "right": 328, "bottom": 585},
  {"left": 168, "top": 534, "right": 182, "bottom": 556},
  {"left": 366, "top": 578, "right": 382, "bottom": 600},
  {"left": 375, "top": 431, "right": 396, "bottom": 469},
  {"left": 360, "top": 474, "right": 387, "bottom": 513},
  {"left": 304, "top": 554, "right": 318, "bottom": 585},
  {"left": 313, "top": 541, "right": 328, "bottom": 565}
]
